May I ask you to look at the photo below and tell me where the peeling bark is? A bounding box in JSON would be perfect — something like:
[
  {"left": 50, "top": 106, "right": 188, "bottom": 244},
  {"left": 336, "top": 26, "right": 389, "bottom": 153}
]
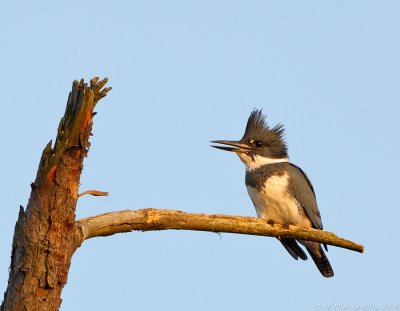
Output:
[
  {"left": 2, "top": 77, "right": 364, "bottom": 310},
  {"left": 1, "top": 78, "right": 111, "bottom": 311}
]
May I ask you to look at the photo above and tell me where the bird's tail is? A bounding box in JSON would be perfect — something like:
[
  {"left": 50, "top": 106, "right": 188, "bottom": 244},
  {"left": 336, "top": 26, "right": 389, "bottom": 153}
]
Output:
[
  {"left": 306, "top": 244, "right": 334, "bottom": 278},
  {"left": 280, "top": 238, "right": 308, "bottom": 260}
]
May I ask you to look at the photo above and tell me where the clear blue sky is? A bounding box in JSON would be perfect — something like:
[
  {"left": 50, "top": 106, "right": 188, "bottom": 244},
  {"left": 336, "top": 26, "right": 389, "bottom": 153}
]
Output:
[{"left": 1, "top": 1, "right": 399, "bottom": 310}]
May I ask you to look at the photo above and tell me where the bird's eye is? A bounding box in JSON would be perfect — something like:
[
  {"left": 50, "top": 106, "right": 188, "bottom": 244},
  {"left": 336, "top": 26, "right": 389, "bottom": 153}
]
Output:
[{"left": 255, "top": 141, "right": 262, "bottom": 147}]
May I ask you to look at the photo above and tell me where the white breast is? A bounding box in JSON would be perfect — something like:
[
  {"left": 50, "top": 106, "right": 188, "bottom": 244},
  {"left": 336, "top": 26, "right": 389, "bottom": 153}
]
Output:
[{"left": 246, "top": 172, "right": 311, "bottom": 226}]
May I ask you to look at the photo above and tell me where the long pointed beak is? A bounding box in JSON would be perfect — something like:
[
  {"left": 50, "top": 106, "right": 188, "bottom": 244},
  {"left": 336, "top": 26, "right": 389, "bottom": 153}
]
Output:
[{"left": 210, "top": 140, "right": 251, "bottom": 153}]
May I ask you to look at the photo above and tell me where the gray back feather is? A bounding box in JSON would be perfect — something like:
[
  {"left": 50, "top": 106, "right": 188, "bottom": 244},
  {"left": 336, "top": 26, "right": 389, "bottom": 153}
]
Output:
[
  {"left": 245, "top": 162, "right": 323, "bottom": 230},
  {"left": 287, "top": 163, "right": 323, "bottom": 230}
]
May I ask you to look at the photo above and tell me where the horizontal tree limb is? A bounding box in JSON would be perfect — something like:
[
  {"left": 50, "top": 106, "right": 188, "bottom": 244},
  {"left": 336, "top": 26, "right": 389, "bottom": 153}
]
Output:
[{"left": 76, "top": 208, "right": 364, "bottom": 253}]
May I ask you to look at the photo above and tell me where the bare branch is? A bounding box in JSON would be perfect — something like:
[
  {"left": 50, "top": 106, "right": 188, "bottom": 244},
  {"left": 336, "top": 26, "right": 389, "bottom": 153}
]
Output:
[
  {"left": 76, "top": 208, "right": 364, "bottom": 253},
  {"left": 78, "top": 190, "right": 109, "bottom": 198}
]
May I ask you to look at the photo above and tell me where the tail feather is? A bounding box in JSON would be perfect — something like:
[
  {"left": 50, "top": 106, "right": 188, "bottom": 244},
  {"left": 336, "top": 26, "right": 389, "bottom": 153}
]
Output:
[
  {"left": 306, "top": 245, "right": 334, "bottom": 278},
  {"left": 280, "top": 239, "right": 334, "bottom": 278},
  {"left": 280, "top": 238, "right": 308, "bottom": 261}
]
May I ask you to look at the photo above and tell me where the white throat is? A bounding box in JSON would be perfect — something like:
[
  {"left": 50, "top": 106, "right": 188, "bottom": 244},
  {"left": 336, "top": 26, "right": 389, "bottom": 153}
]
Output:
[{"left": 238, "top": 154, "right": 289, "bottom": 171}]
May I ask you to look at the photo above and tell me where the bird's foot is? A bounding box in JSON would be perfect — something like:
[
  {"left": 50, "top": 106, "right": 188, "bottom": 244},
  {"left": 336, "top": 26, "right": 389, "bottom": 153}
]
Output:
[
  {"left": 282, "top": 223, "right": 290, "bottom": 229},
  {"left": 266, "top": 219, "right": 275, "bottom": 227}
]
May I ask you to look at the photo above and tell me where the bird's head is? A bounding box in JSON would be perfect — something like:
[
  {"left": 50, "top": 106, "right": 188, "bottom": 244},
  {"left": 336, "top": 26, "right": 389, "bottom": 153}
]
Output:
[{"left": 211, "top": 109, "right": 288, "bottom": 170}]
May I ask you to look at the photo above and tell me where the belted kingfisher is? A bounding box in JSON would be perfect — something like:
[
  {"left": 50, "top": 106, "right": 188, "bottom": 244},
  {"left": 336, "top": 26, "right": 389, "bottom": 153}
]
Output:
[{"left": 211, "top": 109, "right": 333, "bottom": 277}]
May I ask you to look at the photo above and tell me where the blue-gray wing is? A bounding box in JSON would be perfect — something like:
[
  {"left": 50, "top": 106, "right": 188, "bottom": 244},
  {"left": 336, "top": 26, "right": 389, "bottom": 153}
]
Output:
[{"left": 287, "top": 163, "right": 323, "bottom": 230}]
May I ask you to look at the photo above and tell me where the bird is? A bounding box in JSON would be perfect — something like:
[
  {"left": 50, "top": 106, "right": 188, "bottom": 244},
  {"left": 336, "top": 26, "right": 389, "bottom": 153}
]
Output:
[{"left": 211, "top": 109, "right": 334, "bottom": 277}]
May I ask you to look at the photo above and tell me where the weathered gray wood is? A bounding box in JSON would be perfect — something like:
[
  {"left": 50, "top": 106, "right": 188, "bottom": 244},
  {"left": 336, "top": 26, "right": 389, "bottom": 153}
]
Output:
[
  {"left": 2, "top": 78, "right": 363, "bottom": 311},
  {"left": 76, "top": 208, "right": 364, "bottom": 253}
]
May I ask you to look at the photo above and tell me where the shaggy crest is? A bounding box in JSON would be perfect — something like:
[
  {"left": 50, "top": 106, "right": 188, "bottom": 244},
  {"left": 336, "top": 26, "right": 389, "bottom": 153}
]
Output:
[{"left": 241, "top": 109, "right": 288, "bottom": 158}]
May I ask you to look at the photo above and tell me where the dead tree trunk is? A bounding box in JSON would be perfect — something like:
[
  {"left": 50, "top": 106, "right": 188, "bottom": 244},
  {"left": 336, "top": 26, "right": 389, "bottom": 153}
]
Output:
[
  {"left": 1, "top": 78, "right": 111, "bottom": 311},
  {"left": 1, "top": 77, "right": 363, "bottom": 311}
]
